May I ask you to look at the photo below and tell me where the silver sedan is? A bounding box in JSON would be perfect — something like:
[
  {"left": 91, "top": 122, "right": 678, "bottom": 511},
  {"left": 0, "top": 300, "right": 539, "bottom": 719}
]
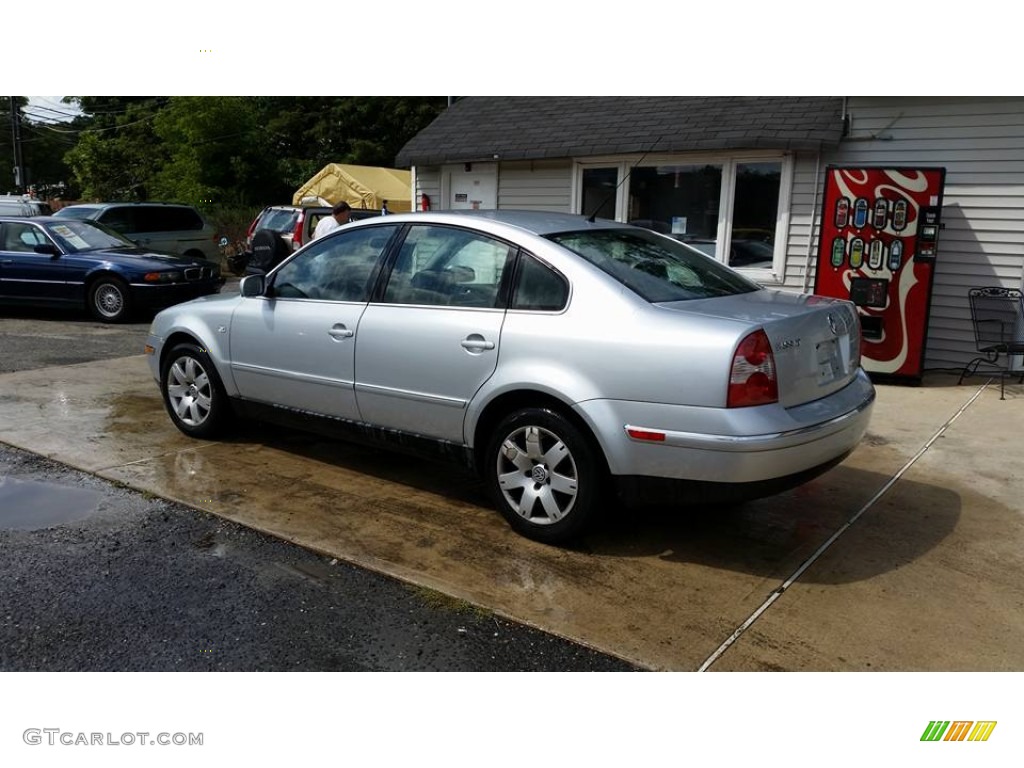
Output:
[{"left": 145, "top": 210, "right": 874, "bottom": 544}]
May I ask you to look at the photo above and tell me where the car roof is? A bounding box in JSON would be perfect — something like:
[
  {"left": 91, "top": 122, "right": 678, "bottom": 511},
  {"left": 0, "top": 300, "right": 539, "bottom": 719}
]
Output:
[
  {"left": 58, "top": 202, "right": 196, "bottom": 209},
  {"left": 349, "top": 209, "right": 626, "bottom": 237},
  {"left": 0, "top": 215, "right": 48, "bottom": 223}
]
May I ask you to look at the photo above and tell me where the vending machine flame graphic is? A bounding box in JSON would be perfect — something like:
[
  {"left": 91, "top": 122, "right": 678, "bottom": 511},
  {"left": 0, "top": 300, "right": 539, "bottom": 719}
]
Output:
[{"left": 814, "top": 166, "right": 946, "bottom": 382}]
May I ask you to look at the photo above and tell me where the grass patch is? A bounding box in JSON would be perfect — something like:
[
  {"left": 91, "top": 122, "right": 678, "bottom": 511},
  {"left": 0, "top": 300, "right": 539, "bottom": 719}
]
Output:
[{"left": 407, "top": 585, "right": 491, "bottom": 618}]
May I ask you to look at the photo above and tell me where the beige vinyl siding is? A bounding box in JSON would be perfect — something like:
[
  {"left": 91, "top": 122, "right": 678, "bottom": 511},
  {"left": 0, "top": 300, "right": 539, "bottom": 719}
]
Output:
[
  {"left": 413, "top": 167, "right": 442, "bottom": 211},
  {"left": 497, "top": 160, "right": 573, "bottom": 211},
  {"left": 411, "top": 162, "right": 573, "bottom": 212},
  {"left": 783, "top": 97, "right": 1024, "bottom": 370}
]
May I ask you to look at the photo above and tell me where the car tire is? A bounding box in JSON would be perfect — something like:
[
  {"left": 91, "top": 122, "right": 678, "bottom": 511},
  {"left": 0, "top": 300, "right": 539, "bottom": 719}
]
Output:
[
  {"left": 88, "top": 276, "right": 132, "bottom": 323},
  {"left": 160, "top": 343, "right": 232, "bottom": 439},
  {"left": 484, "top": 407, "right": 604, "bottom": 545}
]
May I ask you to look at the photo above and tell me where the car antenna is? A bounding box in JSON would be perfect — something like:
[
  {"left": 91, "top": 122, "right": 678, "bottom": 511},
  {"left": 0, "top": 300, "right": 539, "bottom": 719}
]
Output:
[{"left": 586, "top": 135, "right": 665, "bottom": 223}]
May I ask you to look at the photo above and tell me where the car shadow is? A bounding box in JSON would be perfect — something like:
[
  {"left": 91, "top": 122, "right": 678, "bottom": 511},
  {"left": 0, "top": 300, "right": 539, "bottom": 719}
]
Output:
[
  {"left": 578, "top": 464, "right": 964, "bottom": 585},
  {"left": 216, "top": 421, "right": 963, "bottom": 587}
]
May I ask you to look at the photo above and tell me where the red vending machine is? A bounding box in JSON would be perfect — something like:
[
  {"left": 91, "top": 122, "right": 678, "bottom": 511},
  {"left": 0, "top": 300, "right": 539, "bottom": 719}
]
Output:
[{"left": 814, "top": 166, "right": 946, "bottom": 382}]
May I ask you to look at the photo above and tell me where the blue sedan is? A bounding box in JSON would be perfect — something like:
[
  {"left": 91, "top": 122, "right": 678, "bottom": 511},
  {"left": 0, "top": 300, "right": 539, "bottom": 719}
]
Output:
[{"left": 0, "top": 216, "right": 223, "bottom": 322}]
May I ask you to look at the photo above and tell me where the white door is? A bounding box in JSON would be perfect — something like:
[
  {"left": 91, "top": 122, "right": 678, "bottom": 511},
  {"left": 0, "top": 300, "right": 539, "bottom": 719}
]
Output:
[{"left": 447, "top": 163, "right": 497, "bottom": 210}]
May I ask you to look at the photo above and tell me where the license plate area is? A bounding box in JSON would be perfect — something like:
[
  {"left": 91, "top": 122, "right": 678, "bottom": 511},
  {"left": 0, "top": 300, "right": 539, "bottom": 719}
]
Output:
[{"left": 817, "top": 336, "right": 847, "bottom": 385}]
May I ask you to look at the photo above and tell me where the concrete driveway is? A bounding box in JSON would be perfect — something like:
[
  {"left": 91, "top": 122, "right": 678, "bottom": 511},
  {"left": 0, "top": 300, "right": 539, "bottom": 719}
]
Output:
[{"left": 0, "top": 346, "right": 1021, "bottom": 671}]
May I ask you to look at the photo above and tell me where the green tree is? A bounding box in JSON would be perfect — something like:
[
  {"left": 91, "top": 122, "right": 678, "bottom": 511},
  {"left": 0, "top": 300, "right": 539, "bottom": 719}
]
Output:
[
  {"left": 60, "top": 96, "right": 447, "bottom": 206},
  {"left": 150, "top": 96, "right": 284, "bottom": 207},
  {"left": 63, "top": 98, "right": 167, "bottom": 200}
]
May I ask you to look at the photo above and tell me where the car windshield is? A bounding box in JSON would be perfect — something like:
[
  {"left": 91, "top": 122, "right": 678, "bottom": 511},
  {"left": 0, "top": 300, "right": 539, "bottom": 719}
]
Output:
[
  {"left": 548, "top": 228, "right": 760, "bottom": 302},
  {"left": 45, "top": 220, "right": 138, "bottom": 252}
]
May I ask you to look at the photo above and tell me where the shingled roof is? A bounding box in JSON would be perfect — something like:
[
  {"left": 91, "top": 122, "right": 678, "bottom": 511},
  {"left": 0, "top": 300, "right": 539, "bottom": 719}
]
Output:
[{"left": 396, "top": 97, "right": 844, "bottom": 167}]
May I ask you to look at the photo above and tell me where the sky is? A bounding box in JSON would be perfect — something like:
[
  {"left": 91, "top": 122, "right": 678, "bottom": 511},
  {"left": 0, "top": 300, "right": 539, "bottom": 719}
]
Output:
[{"left": 23, "top": 97, "right": 84, "bottom": 124}]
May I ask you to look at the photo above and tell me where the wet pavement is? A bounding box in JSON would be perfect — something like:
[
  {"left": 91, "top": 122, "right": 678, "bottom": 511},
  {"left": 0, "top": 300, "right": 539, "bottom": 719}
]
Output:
[{"left": 1, "top": 296, "right": 1023, "bottom": 670}]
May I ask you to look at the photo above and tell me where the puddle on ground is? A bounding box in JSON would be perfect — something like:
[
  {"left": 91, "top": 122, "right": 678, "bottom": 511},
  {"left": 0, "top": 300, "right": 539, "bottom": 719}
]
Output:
[{"left": 0, "top": 477, "right": 102, "bottom": 530}]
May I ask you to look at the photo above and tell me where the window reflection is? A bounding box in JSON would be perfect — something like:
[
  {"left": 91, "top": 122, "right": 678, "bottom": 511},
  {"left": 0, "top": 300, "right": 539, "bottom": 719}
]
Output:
[
  {"left": 730, "top": 162, "right": 781, "bottom": 269},
  {"left": 628, "top": 164, "right": 722, "bottom": 244},
  {"left": 581, "top": 167, "right": 617, "bottom": 220}
]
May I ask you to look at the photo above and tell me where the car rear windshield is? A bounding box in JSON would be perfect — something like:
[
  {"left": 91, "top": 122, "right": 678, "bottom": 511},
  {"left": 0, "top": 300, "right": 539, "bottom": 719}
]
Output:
[
  {"left": 257, "top": 208, "right": 301, "bottom": 234},
  {"left": 547, "top": 228, "right": 760, "bottom": 302}
]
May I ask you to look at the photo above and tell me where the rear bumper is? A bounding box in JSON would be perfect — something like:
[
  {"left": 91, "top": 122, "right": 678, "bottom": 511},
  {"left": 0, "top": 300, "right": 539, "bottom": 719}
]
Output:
[
  {"left": 612, "top": 451, "right": 853, "bottom": 507},
  {"left": 574, "top": 370, "right": 875, "bottom": 485}
]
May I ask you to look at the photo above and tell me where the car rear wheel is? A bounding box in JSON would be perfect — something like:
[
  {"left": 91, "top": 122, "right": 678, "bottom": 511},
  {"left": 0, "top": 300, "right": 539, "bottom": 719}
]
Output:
[
  {"left": 88, "top": 276, "right": 131, "bottom": 322},
  {"left": 485, "top": 408, "right": 604, "bottom": 544},
  {"left": 161, "top": 343, "right": 232, "bottom": 439}
]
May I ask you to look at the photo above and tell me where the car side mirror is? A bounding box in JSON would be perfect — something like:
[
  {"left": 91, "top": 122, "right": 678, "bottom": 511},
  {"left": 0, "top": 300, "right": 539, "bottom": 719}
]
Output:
[
  {"left": 34, "top": 243, "right": 60, "bottom": 256},
  {"left": 240, "top": 274, "right": 266, "bottom": 297}
]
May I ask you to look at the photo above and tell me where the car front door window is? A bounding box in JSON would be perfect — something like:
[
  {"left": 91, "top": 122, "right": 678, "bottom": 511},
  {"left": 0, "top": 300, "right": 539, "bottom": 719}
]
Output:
[{"left": 272, "top": 226, "right": 398, "bottom": 301}]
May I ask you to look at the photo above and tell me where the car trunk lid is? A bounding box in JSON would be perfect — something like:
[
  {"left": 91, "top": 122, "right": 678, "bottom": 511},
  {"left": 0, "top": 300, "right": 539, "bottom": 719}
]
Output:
[{"left": 657, "top": 289, "right": 862, "bottom": 408}]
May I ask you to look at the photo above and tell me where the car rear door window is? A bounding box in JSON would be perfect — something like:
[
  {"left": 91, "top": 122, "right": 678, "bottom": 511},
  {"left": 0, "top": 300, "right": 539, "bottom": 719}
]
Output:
[
  {"left": 271, "top": 224, "right": 398, "bottom": 301},
  {"left": 98, "top": 207, "right": 137, "bottom": 233},
  {"left": 165, "top": 207, "right": 204, "bottom": 230},
  {"left": 382, "top": 225, "right": 513, "bottom": 308},
  {"left": 511, "top": 253, "right": 569, "bottom": 311},
  {"left": 134, "top": 206, "right": 170, "bottom": 233}
]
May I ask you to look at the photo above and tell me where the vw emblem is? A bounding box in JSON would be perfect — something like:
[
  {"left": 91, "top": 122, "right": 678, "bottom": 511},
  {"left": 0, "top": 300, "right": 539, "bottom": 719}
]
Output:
[{"left": 531, "top": 465, "right": 548, "bottom": 484}]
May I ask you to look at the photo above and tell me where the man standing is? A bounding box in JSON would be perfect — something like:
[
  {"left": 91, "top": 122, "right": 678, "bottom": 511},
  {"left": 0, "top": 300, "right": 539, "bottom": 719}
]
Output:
[{"left": 313, "top": 201, "right": 352, "bottom": 239}]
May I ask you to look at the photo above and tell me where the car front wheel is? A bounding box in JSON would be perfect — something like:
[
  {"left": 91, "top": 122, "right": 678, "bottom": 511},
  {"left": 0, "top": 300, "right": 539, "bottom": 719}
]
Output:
[
  {"left": 161, "top": 343, "right": 231, "bottom": 439},
  {"left": 485, "top": 408, "right": 604, "bottom": 545},
  {"left": 88, "top": 276, "right": 131, "bottom": 322}
]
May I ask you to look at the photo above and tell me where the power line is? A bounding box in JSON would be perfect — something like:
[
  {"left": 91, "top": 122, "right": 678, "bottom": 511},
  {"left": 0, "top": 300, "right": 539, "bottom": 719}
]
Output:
[
  {"left": 27, "top": 110, "right": 162, "bottom": 136},
  {"left": 22, "top": 104, "right": 83, "bottom": 123}
]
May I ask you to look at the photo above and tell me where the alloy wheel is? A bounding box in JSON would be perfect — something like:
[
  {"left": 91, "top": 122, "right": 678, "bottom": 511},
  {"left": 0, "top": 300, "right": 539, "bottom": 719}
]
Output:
[
  {"left": 496, "top": 425, "right": 579, "bottom": 525},
  {"left": 166, "top": 356, "right": 213, "bottom": 427}
]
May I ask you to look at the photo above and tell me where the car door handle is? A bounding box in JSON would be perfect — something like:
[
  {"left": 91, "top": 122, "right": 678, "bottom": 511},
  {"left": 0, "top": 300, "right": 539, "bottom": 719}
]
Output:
[
  {"left": 328, "top": 323, "right": 354, "bottom": 340},
  {"left": 461, "top": 334, "right": 495, "bottom": 352},
  {"left": 1, "top": 259, "right": 12, "bottom": 264}
]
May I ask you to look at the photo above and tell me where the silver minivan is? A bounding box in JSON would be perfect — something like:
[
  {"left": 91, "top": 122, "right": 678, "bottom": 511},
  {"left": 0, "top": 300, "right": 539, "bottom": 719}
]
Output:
[{"left": 53, "top": 202, "right": 218, "bottom": 260}]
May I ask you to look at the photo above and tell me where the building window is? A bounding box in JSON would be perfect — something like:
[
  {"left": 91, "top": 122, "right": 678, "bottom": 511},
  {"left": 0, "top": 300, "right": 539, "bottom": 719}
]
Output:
[
  {"left": 581, "top": 167, "right": 617, "bottom": 220},
  {"left": 627, "top": 164, "right": 723, "bottom": 245},
  {"left": 574, "top": 154, "right": 793, "bottom": 280},
  {"left": 729, "top": 162, "right": 782, "bottom": 270}
]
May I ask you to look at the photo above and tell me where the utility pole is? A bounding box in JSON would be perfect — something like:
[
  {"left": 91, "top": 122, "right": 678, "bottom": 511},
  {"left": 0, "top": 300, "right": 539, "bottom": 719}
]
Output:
[{"left": 9, "top": 97, "right": 25, "bottom": 193}]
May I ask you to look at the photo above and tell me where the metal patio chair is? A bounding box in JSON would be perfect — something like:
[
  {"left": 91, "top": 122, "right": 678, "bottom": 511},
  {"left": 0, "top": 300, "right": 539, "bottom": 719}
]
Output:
[{"left": 958, "top": 286, "right": 1024, "bottom": 399}]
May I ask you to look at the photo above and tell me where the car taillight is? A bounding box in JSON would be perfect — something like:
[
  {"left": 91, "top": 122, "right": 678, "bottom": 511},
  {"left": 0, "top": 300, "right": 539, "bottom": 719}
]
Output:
[
  {"left": 728, "top": 329, "right": 778, "bottom": 408},
  {"left": 292, "top": 211, "right": 306, "bottom": 250},
  {"left": 245, "top": 211, "right": 262, "bottom": 245}
]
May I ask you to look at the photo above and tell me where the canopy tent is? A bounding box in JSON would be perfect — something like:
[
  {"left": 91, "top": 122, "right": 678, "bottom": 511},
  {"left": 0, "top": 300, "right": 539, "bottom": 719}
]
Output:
[{"left": 292, "top": 163, "right": 412, "bottom": 212}]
